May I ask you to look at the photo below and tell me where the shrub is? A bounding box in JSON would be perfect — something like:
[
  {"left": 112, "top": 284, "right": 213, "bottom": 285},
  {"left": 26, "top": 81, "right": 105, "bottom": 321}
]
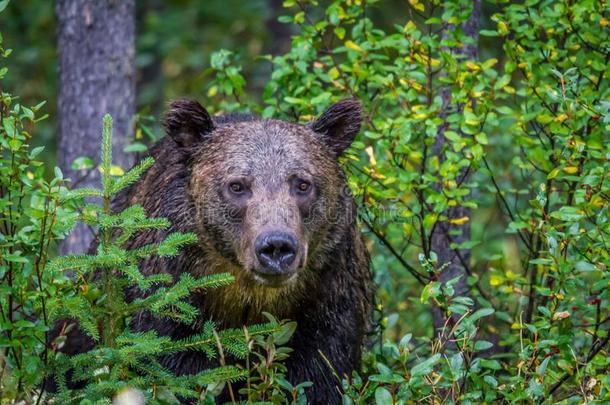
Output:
[
  {"left": 207, "top": 0, "right": 609, "bottom": 402},
  {"left": 0, "top": 22, "right": 73, "bottom": 400}
]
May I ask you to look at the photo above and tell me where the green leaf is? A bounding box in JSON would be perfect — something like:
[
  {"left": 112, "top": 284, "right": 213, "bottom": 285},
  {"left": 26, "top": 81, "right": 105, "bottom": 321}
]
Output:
[
  {"left": 420, "top": 281, "right": 441, "bottom": 303},
  {"left": 550, "top": 206, "right": 584, "bottom": 221},
  {"left": 3, "top": 116, "right": 15, "bottom": 137},
  {"left": 484, "top": 375, "right": 498, "bottom": 387},
  {"left": 480, "top": 29, "right": 498, "bottom": 37},
  {"left": 411, "top": 353, "right": 441, "bottom": 377},
  {"left": 374, "top": 387, "right": 393, "bottom": 405},
  {"left": 469, "top": 308, "right": 495, "bottom": 323},
  {"left": 444, "top": 130, "right": 461, "bottom": 142},
  {"left": 474, "top": 340, "right": 494, "bottom": 351},
  {"left": 480, "top": 359, "right": 502, "bottom": 370},
  {"left": 124, "top": 142, "right": 148, "bottom": 153},
  {"left": 71, "top": 156, "right": 94, "bottom": 171}
]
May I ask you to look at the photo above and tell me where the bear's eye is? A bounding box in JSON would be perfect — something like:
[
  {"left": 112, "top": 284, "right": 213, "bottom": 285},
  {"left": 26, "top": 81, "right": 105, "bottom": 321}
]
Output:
[
  {"left": 229, "top": 182, "right": 245, "bottom": 194},
  {"left": 295, "top": 179, "right": 311, "bottom": 194}
]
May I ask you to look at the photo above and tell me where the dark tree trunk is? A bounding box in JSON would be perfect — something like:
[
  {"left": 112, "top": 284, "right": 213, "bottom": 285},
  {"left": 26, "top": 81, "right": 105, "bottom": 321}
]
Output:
[
  {"left": 431, "top": 0, "right": 480, "bottom": 337},
  {"left": 57, "top": 0, "right": 135, "bottom": 255}
]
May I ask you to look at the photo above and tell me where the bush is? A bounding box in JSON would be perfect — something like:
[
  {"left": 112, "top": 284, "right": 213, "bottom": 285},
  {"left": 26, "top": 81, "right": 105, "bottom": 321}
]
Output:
[
  {"left": 207, "top": 0, "right": 609, "bottom": 402},
  {"left": 0, "top": 23, "right": 73, "bottom": 399}
]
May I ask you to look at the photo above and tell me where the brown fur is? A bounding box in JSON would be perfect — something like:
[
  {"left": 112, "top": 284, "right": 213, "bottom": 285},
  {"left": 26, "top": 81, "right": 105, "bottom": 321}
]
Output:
[{"left": 67, "top": 99, "right": 373, "bottom": 404}]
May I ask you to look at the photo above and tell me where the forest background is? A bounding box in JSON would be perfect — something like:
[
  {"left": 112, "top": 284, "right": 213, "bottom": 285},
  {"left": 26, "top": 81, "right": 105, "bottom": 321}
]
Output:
[{"left": 1, "top": 0, "right": 609, "bottom": 403}]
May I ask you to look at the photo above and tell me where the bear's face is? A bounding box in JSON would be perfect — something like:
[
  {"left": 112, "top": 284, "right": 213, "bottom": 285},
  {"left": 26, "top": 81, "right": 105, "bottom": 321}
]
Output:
[{"left": 164, "top": 99, "right": 361, "bottom": 289}]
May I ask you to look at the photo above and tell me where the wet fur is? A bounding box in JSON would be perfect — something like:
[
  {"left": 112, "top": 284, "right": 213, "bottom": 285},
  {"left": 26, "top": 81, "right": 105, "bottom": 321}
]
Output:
[{"left": 63, "top": 101, "right": 373, "bottom": 404}]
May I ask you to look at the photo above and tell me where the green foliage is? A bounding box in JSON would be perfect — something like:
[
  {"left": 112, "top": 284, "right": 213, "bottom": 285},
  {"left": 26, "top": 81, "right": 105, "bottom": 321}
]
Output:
[
  {"left": 239, "top": 314, "right": 311, "bottom": 404},
  {"left": 2, "top": 0, "right": 609, "bottom": 403},
  {"left": 0, "top": 14, "right": 73, "bottom": 399},
  {"left": 207, "top": 0, "right": 610, "bottom": 402}
]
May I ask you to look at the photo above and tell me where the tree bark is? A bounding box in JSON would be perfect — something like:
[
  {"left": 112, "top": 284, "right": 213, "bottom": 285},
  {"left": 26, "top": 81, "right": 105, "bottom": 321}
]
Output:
[
  {"left": 431, "top": 0, "right": 480, "bottom": 337},
  {"left": 57, "top": 0, "right": 135, "bottom": 255}
]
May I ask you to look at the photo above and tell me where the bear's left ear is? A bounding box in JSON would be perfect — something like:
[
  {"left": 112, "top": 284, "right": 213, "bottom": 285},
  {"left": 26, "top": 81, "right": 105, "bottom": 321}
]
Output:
[
  {"left": 164, "top": 99, "right": 215, "bottom": 148},
  {"left": 310, "top": 98, "right": 362, "bottom": 157}
]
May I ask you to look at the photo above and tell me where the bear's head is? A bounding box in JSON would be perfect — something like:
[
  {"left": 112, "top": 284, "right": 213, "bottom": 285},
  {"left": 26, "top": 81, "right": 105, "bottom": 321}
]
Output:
[{"left": 164, "top": 99, "right": 361, "bottom": 291}]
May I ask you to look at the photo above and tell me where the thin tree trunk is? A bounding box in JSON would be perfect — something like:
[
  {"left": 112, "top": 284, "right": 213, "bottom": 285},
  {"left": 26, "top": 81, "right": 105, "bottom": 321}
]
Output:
[
  {"left": 431, "top": 0, "right": 480, "bottom": 337},
  {"left": 57, "top": 0, "right": 135, "bottom": 255}
]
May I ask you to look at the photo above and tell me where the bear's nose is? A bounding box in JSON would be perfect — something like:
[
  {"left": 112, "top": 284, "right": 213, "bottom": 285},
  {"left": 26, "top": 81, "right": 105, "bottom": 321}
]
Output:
[{"left": 255, "top": 232, "right": 298, "bottom": 273}]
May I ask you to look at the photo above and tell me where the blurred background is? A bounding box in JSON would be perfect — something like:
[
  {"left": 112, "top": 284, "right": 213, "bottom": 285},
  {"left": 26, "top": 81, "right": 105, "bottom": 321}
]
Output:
[
  {"left": 2, "top": 0, "right": 497, "bottom": 161},
  {"left": 2, "top": 0, "right": 504, "bottom": 340}
]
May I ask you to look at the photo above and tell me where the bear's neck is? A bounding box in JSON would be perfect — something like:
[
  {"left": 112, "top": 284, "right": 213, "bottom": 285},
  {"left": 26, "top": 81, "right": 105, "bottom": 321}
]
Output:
[{"left": 184, "top": 247, "right": 316, "bottom": 327}]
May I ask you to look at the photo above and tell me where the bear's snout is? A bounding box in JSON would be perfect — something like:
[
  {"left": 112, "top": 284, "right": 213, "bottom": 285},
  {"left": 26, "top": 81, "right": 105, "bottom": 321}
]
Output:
[{"left": 252, "top": 231, "right": 300, "bottom": 286}]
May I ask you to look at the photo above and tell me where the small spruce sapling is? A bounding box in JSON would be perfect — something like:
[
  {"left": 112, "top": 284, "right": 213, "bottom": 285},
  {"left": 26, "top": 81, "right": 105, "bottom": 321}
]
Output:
[{"left": 46, "top": 115, "right": 284, "bottom": 403}]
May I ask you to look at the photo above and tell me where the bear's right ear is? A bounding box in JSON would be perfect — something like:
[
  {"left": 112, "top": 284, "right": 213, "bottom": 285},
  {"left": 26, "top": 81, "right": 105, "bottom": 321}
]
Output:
[
  {"left": 163, "top": 99, "right": 215, "bottom": 148},
  {"left": 310, "top": 98, "right": 362, "bottom": 157}
]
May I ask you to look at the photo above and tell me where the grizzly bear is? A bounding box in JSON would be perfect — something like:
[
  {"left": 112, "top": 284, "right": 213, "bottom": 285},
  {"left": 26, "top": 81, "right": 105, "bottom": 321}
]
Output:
[{"left": 64, "top": 98, "right": 373, "bottom": 404}]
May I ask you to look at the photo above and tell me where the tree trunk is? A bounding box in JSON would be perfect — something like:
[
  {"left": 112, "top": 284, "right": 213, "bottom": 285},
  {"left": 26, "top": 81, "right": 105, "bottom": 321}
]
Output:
[
  {"left": 57, "top": 0, "right": 135, "bottom": 255},
  {"left": 431, "top": 0, "right": 480, "bottom": 337}
]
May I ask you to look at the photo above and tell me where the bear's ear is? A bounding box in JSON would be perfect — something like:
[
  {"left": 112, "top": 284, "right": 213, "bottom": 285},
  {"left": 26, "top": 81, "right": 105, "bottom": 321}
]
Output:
[
  {"left": 310, "top": 98, "right": 362, "bottom": 157},
  {"left": 164, "top": 99, "right": 215, "bottom": 148}
]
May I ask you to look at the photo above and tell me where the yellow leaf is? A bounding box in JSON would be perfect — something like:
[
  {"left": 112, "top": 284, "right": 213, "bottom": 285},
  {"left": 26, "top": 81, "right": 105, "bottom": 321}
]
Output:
[
  {"left": 207, "top": 85, "right": 218, "bottom": 97},
  {"left": 498, "top": 21, "right": 509, "bottom": 35},
  {"left": 466, "top": 61, "right": 480, "bottom": 71},
  {"left": 365, "top": 146, "right": 377, "bottom": 166},
  {"left": 449, "top": 216, "right": 469, "bottom": 225},
  {"left": 563, "top": 166, "right": 578, "bottom": 174},
  {"left": 591, "top": 195, "right": 604, "bottom": 207},
  {"left": 345, "top": 40, "right": 363, "bottom": 52},
  {"left": 26, "top": 171, "right": 34, "bottom": 180},
  {"left": 547, "top": 167, "right": 560, "bottom": 179},
  {"left": 489, "top": 275, "right": 503, "bottom": 286},
  {"left": 328, "top": 67, "right": 340, "bottom": 80},
  {"left": 444, "top": 180, "right": 457, "bottom": 189},
  {"left": 601, "top": 18, "right": 609, "bottom": 27},
  {"left": 554, "top": 114, "right": 568, "bottom": 123},
  {"left": 408, "top": 0, "right": 424, "bottom": 12},
  {"left": 404, "top": 21, "right": 417, "bottom": 33},
  {"left": 110, "top": 165, "right": 125, "bottom": 176},
  {"left": 483, "top": 58, "right": 498, "bottom": 68}
]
